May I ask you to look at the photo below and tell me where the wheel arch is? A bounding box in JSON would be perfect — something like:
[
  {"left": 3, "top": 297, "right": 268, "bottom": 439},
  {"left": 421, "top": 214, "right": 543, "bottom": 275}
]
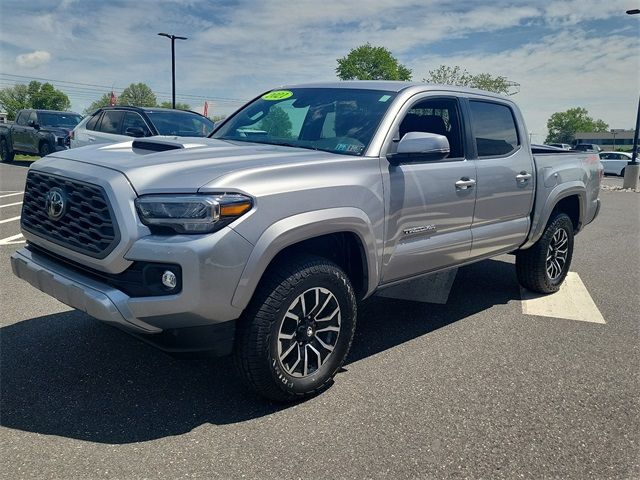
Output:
[
  {"left": 521, "top": 183, "right": 586, "bottom": 249},
  {"left": 231, "top": 207, "right": 379, "bottom": 310}
]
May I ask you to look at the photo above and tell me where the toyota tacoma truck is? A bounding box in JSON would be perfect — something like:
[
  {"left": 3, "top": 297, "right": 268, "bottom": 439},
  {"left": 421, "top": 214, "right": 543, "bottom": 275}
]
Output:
[
  {"left": 11, "top": 82, "right": 602, "bottom": 401},
  {"left": 0, "top": 109, "right": 83, "bottom": 162}
]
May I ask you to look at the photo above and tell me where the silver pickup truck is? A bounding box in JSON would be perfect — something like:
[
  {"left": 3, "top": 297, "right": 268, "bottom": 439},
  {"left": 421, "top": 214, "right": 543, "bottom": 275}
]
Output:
[{"left": 11, "top": 82, "right": 602, "bottom": 401}]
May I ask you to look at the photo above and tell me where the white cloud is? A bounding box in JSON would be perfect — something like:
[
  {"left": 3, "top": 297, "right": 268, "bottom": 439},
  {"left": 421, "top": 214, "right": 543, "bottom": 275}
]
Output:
[{"left": 15, "top": 50, "right": 52, "bottom": 68}]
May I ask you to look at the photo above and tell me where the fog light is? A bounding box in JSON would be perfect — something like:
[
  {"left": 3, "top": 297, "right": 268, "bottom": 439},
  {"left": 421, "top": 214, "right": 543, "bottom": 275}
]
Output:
[{"left": 161, "top": 270, "right": 177, "bottom": 290}]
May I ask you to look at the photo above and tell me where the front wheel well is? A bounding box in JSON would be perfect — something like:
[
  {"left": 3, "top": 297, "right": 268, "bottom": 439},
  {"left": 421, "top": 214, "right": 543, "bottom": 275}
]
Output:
[{"left": 266, "top": 232, "right": 368, "bottom": 299}]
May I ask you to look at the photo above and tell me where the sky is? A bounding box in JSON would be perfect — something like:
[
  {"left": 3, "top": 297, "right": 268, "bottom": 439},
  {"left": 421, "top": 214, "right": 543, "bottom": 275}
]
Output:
[{"left": 0, "top": 0, "right": 638, "bottom": 142}]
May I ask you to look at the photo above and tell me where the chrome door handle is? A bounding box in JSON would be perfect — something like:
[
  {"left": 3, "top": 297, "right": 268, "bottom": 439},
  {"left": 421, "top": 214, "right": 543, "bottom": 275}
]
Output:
[
  {"left": 455, "top": 178, "right": 476, "bottom": 190},
  {"left": 516, "top": 172, "right": 532, "bottom": 183}
]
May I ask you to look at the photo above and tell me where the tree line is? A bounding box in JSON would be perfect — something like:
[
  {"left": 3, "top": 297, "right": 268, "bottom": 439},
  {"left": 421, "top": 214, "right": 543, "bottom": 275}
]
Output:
[{"left": 0, "top": 44, "right": 611, "bottom": 145}]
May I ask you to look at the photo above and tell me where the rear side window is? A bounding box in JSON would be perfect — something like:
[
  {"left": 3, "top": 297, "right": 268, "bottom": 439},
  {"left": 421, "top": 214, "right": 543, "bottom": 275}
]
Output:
[
  {"left": 469, "top": 101, "right": 520, "bottom": 157},
  {"left": 97, "top": 111, "right": 124, "bottom": 135},
  {"left": 85, "top": 112, "right": 101, "bottom": 131},
  {"left": 15, "top": 112, "right": 28, "bottom": 126},
  {"left": 122, "top": 112, "right": 151, "bottom": 136}
]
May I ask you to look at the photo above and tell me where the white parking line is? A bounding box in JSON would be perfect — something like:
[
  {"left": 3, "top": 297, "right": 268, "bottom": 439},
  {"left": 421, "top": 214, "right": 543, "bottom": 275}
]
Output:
[
  {"left": 0, "top": 215, "right": 20, "bottom": 224},
  {"left": 0, "top": 192, "right": 23, "bottom": 199},
  {"left": 0, "top": 202, "right": 23, "bottom": 209},
  {"left": 520, "top": 272, "right": 605, "bottom": 324},
  {"left": 0, "top": 233, "right": 25, "bottom": 246}
]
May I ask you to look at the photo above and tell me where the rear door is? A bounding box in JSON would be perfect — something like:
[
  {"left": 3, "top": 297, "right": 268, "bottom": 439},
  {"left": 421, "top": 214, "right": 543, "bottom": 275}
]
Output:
[
  {"left": 466, "top": 98, "right": 535, "bottom": 258},
  {"left": 92, "top": 110, "right": 126, "bottom": 145}
]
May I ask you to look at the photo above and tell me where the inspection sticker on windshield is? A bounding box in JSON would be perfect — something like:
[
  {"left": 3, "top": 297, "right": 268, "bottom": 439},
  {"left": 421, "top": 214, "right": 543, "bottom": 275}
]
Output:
[
  {"left": 378, "top": 94, "right": 391, "bottom": 102},
  {"left": 262, "top": 90, "right": 293, "bottom": 101}
]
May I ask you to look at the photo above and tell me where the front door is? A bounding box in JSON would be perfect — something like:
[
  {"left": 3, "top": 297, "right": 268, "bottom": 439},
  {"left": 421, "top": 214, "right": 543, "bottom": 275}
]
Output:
[{"left": 381, "top": 96, "right": 477, "bottom": 284}]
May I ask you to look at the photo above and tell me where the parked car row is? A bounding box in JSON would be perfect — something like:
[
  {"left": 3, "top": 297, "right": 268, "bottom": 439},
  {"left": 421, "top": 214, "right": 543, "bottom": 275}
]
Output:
[{"left": 0, "top": 106, "right": 215, "bottom": 162}]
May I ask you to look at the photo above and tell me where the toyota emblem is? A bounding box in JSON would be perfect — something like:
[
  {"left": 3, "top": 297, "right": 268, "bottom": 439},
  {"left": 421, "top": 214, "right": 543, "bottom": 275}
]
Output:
[{"left": 45, "top": 187, "right": 66, "bottom": 220}]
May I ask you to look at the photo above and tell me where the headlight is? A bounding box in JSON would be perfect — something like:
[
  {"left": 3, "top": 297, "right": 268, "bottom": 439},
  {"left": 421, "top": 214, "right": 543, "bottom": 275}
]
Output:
[{"left": 135, "top": 194, "right": 252, "bottom": 234}]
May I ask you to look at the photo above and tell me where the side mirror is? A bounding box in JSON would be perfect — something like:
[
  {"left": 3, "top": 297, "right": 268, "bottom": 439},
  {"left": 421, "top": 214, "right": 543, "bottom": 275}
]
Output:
[
  {"left": 387, "top": 132, "right": 450, "bottom": 165},
  {"left": 125, "top": 127, "right": 146, "bottom": 138},
  {"left": 28, "top": 120, "right": 40, "bottom": 130}
]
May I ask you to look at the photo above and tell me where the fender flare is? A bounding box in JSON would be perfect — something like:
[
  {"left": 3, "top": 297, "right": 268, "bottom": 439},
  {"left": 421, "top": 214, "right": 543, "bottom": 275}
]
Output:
[
  {"left": 231, "top": 207, "right": 379, "bottom": 310},
  {"left": 522, "top": 182, "right": 586, "bottom": 249}
]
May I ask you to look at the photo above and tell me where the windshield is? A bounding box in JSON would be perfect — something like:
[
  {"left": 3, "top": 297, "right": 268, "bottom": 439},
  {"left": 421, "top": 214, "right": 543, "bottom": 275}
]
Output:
[
  {"left": 146, "top": 111, "right": 215, "bottom": 137},
  {"left": 212, "top": 88, "right": 397, "bottom": 156},
  {"left": 39, "top": 113, "right": 82, "bottom": 128}
]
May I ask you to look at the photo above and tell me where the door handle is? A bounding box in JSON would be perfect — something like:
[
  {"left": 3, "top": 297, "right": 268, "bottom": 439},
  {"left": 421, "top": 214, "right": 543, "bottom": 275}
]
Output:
[
  {"left": 516, "top": 172, "right": 532, "bottom": 183},
  {"left": 455, "top": 178, "right": 476, "bottom": 190},
  {"left": 88, "top": 136, "right": 96, "bottom": 142}
]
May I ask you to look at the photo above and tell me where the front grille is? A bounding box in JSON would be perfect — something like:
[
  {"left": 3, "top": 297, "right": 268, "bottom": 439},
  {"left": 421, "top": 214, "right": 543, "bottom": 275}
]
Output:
[{"left": 21, "top": 171, "right": 119, "bottom": 258}]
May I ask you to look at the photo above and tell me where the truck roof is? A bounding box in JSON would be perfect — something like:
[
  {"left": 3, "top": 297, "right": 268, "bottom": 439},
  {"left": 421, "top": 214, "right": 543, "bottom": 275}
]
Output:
[{"left": 280, "top": 80, "right": 511, "bottom": 99}]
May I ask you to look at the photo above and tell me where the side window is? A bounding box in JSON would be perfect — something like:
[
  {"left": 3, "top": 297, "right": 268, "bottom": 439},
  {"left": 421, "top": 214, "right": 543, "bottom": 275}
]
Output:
[
  {"left": 469, "top": 101, "right": 520, "bottom": 157},
  {"left": 396, "top": 98, "right": 464, "bottom": 158},
  {"left": 85, "top": 112, "right": 101, "bottom": 131},
  {"left": 16, "top": 112, "right": 28, "bottom": 126},
  {"left": 122, "top": 112, "right": 151, "bottom": 136},
  {"left": 97, "top": 111, "right": 124, "bottom": 135},
  {"left": 28, "top": 111, "right": 38, "bottom": 125}
]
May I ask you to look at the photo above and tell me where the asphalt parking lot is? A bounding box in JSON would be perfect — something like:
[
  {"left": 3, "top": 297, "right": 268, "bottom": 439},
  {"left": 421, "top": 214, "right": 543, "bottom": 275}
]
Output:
[{"left": 0, "top": 162, "right": 638, "bottom": 479}]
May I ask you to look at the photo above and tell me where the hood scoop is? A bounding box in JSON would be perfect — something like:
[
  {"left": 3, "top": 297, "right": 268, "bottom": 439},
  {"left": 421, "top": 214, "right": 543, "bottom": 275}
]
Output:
[{"left": 132, "top": 138, "right": 185, "bottom": 153}]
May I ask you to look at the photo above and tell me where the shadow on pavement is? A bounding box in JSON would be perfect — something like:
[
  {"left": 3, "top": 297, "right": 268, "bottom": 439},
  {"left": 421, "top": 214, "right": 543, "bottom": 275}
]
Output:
[{"left": 0, "top": 258, "right": 520, "bottom": 444}]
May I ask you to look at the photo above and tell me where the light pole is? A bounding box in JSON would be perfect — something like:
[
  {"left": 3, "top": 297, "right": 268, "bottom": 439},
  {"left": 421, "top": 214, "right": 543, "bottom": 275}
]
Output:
[
  {"left": 158, "top": 32, "right": 188, "bottom": 109},
  {"left": 623, "top": 9, "right": 639, "bottom": 189}
]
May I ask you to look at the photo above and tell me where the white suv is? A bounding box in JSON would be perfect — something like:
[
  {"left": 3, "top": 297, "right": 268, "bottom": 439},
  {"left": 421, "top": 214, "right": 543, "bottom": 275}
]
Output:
[{"left": 71, "top": 106, "right": 215, "bottom": 148}]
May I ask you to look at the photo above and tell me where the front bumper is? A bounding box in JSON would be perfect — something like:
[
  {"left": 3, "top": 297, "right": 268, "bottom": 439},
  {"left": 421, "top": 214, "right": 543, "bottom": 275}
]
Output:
[{"left": 11, "top": 226, "right": 254, "bottom": 353}]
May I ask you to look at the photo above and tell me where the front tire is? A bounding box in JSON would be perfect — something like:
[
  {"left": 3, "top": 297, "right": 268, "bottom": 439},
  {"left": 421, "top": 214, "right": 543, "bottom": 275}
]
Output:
[
  {"left": 39, "top": 142, "right": 52, "bottom": 157},
  {"left": 0, "top": 139, "right": 13, "bottom": 163},
  {"left": 234, "top": 255, "right": 357, "bottom": 402},
  {"left": 516, "top": 212, "right": 574, "bottom": 294}
]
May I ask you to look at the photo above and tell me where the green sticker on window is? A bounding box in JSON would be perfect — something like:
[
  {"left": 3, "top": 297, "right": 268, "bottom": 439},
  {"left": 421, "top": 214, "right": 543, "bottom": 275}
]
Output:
[
  {"left": 378, "top": 94, "right": 391, "bottom": 102},
  {"left": 262, "top": 90, "right": 293, "bottom": 101}
]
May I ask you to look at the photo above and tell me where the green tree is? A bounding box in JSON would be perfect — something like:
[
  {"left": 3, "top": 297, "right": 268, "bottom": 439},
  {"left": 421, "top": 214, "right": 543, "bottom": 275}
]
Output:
[
  {"left": 336, "top": 43, "right": 412, "bottom": 81},
  {"left": 0, "top": 81, "right": 70, "bottom": 120},
  {"left": 159, "top": 101, "right": 191, "bottom": 110},
  {"left": 545, "top": 107, "right": 609, "bottom": 144},
  {"left": 84, "top": 93, "right": 113, "bottom": 115},
  {"left": 0, "top": 84, "right": 30, "bottom": 120},
  {"left": 119, "top": 83, "right": 157, "bottom": 107},
  {"left": 423, "top": 65, "right": 516, "bottom": 95},
  {"left": 28, "top": 81, "right": 71, "bottom": 111},
  {"left": 259, "top": 106, "right": 292, "bottom": 137}
]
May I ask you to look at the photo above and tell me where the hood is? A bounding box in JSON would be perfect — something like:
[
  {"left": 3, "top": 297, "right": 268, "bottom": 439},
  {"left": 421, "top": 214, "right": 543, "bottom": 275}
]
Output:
[
  {"left": 41, "top": 126, "right": 72, "bottom": 136},
  {"left": 47, "top": 137, "right": 339, "bottom": 194}
]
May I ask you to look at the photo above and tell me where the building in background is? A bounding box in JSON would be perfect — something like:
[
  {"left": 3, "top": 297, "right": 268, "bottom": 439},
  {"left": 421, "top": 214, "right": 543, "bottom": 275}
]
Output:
[
  {"left": 574, "top": 129, "right": 635, "bottom": 151},
  {"left": 0, "top": 111, "right": 7, "bottom": 123}
]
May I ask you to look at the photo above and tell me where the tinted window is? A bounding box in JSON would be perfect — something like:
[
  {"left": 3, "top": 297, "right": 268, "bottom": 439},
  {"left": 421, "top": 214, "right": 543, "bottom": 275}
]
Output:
[
  {"left": 97, "top": 111, "right": 125, "bottom": 134},
  {"left": 397, "top": 98, "right": 464, "bottom": 158},
  {"left": 146, "top": 111, "right": 214, "bottom": 137},
  {"left": 85, "top": 112, "right": 101, "bottom": 131},
  {"left": 469, "top": 101, "right": 520, "bottom": 157},
  {"left": 15, "top": 112, "right": 28, "bottom": 126},
  {"left": 122, "top": 112, "right": 151, "bottom": 136},
  {"left": 38, "top": 112, "right": 82, "bottom": 128}
]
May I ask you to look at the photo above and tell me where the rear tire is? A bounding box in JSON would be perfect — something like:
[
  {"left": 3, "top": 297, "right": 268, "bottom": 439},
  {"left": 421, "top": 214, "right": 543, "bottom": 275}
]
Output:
[
  {"left": 516, "top": 213, "right": 574, "bottom": 294},
  {"left": 0, "top": 139, "right": 13, "bottom": 163},
  {"left": 620, "top": 168, "right": 625, "bottom": 177},
  {"left": 234, "top": 255, "right": 357, "bottom": 402},
  {"left": 39, "top": 142, "right": 52, "bottom": 158}
]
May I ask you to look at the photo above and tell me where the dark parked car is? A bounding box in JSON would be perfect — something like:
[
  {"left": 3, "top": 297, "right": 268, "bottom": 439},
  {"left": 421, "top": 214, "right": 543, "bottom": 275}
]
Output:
[
  {"left": 0, "top": 109, "right": 82, "bottom": 162},
  {"left": 573, "top": 143, "right": 601, "bottom": 152},
  {"left": 70, "top": 106, "right": 215, "bottom": 148}
]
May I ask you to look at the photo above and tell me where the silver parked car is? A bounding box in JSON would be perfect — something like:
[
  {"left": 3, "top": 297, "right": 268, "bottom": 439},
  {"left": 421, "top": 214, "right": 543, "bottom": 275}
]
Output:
[
  {"left": 70, "top": 106, "right": 215, "bottom": 148},
  {"left": 599, "top": 151, "right": 632, "bottom": 176}
]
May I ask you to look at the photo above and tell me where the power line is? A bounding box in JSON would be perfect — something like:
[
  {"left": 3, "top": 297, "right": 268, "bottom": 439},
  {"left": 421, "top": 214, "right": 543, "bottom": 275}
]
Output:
[{"left": 0, "top": 73, "right": 247, "bottom": 103}]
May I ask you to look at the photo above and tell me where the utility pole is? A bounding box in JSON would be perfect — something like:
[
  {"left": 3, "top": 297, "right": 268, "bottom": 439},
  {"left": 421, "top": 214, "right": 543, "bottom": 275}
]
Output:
[{"left": 158, "top": 33, "right": 188, "bottom": 109}]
